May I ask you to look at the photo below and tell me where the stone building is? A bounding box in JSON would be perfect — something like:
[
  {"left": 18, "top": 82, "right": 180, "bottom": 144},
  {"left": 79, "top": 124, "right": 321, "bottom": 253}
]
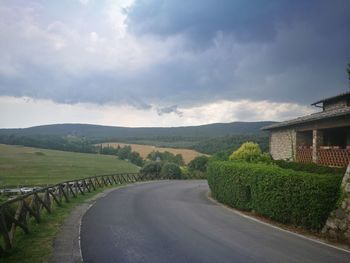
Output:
[{"left": 262, "top": 92, "right": 350, "bottom": 167}]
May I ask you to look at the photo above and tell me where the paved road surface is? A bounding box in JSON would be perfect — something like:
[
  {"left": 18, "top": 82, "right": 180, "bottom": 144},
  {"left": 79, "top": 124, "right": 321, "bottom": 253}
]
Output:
[{"left": 81, "top": 180, "right": 350, "bottom": 263}]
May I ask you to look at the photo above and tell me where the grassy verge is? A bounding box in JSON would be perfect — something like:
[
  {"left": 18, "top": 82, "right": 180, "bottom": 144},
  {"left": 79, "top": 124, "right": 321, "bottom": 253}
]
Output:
[{"left": 0, "top": 185, "right": 121, "bottom": 263}]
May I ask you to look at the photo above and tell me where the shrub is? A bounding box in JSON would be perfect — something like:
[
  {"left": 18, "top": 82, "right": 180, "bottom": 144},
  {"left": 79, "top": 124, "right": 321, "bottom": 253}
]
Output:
[
  {"left": 182, "top": 169, "right": 207, "bottom": 180},
  {"left": 140, "top": 162, "right": 161, "bottom": 177},
  {"left": 128, "top": 151, "right": 144, "bottom": 166},
  {"left": 207, "top": 161, "right": 342, "bottom": 229},
  {"left": 188, "top": 155, "right": 209, "bottom": 173},
  {"left": 274, "top": 160, "right": 346, "bottom": 176},
  {"left": 160, "top": 162, "right": 182, "bottom": 179},
  {"left": 147, "top": 151, "right": 184, "bottom": 166},
  {"left": 229, "top": 142, "right": 264, "bottom": 162},
  {"left": 211, "top": 150, "right": 231, "bottom": 161}
]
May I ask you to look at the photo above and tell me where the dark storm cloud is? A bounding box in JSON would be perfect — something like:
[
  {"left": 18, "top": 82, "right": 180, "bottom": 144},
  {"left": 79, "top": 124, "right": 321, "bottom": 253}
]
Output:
[
  {"left": 156, "top": 105, "right": 183, "bottom": 116},
  {"left": 125, "top": 0, "right": 350, "bottom": 103},
  {"left": 126, "top": 0, "right": 315, "bottom": 44},
  {"left": 0, "top": 0, "right": 349, "bottom": 109}
]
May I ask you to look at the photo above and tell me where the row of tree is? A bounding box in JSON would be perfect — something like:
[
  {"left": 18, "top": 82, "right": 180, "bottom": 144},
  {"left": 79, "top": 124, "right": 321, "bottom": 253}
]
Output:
[
  {"left": 147, "top": 151, "right": 184, "bottom": 166},
  {"left": 0, "top": 134, "right": 96, "bottom": 153},
  {"left": 99, "top": 145, "right": 144, "bottom": 166}
]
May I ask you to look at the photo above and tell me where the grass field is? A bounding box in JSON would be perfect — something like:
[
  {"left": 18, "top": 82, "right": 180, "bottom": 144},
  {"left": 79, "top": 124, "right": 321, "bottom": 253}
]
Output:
[
  {"left": 100, "top": 142, "right": 206, "bottom": 164},
  {"left": 0, "top": 144, "right": 139, "bottom": 187}
]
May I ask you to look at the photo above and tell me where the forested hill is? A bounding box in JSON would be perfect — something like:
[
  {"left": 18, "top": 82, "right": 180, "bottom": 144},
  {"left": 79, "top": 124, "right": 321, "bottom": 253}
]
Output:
[{"left": 0, "top": 122, "right": 276, "bottom": 139}]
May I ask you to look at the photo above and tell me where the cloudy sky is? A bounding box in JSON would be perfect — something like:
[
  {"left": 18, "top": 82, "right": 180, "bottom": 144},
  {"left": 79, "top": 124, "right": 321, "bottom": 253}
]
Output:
[{"left": 0, "top": 0, "right": 349, "bottom": 128}]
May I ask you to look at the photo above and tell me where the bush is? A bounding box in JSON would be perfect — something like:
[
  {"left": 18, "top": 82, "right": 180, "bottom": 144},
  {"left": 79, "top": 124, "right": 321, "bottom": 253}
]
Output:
[
  {"left": 128, "top": 151, "right": 144, "bottom": 166},
  {"left": 207, "top": 161, "right": 342, "bottom": 229},
  {"left": 181, "top": 167, "right": 207, "bottom": 180},
  {"left": 160, "top": 162, "right": 182, "bottom": 179},
  {"left": 188, "top": 155, "right": 209, "bottom": 172},
  {"left": 100, "top": 145, "right": 145, "bottom": 166},
  {"left": 229, "top": 142, "right": 267, "bottom": 162},
  {"left": 211, "top": 150, "right": 231, "bottom": 161},
  {"left": 274, "top": 160, "right": 346, "bottom": 176},
  {"left": 147, "top": 151, "right": 184, "bottom": 166},
  {"left": 140, "top": 162, "right": 161, "bottom": 177}
]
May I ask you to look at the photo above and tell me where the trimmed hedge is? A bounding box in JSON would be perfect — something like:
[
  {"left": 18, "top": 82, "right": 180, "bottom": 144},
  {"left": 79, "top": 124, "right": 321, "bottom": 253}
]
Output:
[
  {"left": 207, "top": 161, "right": 342, "bottom": 229},
  {"left": 274, "top": 160, "right": 346, "bottom": 176}
]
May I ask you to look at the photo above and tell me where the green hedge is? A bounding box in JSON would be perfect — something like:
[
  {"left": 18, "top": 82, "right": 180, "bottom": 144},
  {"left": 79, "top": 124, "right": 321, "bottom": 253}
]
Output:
[
  {"left": 274, "top": 160, "right": 346, "bottom": 175},
  {"left": 207, "top": 161, "right": 342, "bottom": 229}
]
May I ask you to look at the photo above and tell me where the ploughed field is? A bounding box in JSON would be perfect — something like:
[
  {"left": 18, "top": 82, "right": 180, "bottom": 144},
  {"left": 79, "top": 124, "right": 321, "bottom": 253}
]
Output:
[
  {"left": 99, "top": 142, "right": 205, "bottom": 164},
  {"left": 0, "top": 144, "right": 139, "bottom": 187}
]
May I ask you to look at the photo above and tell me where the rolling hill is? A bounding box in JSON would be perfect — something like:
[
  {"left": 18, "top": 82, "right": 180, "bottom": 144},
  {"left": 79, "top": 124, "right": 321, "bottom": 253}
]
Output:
[{"left": 0, "top": 121, "right": 276, "bottom": 139}]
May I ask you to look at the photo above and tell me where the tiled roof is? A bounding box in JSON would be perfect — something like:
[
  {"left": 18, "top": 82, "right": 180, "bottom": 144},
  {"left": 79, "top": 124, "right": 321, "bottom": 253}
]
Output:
[
  {"left": 311, "top": 91, "right": 350, "bottom": 106},
  {"left": 261, "top": 107, "right": 350, "bottom": 130}
]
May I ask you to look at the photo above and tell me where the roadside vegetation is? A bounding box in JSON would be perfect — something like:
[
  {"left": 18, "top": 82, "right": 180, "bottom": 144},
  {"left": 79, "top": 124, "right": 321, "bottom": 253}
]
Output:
[
  {"left": 138, "top": 150, "right": 210, "bottom": 180},
  {"left": 207, "top": 142, "right": 344, "bottom": 230},
  {"left": 0, "top": 186, "right": 119, "bottom": 263},
  {"left": 0, "top": 144, "right": 139, "bottom": 187},
  {"left": 99, "top": 145, "right": 144, "bottom": 166},
  {"left": 184, "top": 155, "right": 210, "bottom": 179}
]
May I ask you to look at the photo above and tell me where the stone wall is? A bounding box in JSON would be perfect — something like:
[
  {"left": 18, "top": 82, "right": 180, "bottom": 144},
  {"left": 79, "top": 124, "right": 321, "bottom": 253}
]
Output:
[
  {"left": 322, "top": 164, "right": 350, "bottom": 244},
  {"left": 270, "top": 128, "right": 296, "bottom": 160}
]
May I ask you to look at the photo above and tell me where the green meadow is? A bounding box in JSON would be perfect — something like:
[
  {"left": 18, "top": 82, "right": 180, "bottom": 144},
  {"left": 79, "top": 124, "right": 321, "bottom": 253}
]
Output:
[{"left": 0, "top": 144, "right": 139, "bottom": 187}]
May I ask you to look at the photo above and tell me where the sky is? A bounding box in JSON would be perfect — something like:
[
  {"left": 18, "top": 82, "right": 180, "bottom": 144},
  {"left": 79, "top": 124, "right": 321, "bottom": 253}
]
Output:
[{"left": 0, "top": 0, "right": 349, "bottom": 128}]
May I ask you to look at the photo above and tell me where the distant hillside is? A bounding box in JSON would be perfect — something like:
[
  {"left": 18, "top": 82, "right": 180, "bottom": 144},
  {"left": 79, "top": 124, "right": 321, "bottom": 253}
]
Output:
[{"left": 0, "top": 121, "right": 276, "bottom": 139}]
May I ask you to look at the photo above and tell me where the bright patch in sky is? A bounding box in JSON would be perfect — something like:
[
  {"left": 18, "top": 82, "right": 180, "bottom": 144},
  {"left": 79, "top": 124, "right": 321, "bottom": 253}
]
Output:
[{"left": 0, "top": 96, "right": 315, "bottom": 128}]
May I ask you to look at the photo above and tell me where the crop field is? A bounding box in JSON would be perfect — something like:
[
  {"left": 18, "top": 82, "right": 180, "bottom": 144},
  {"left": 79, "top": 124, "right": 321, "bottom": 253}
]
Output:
[
  {"left": 0, "top": 144, "right": 139, "bottom": 187},
  {"left": 99, "top": 142, "right": 206, "bottom": 164}
]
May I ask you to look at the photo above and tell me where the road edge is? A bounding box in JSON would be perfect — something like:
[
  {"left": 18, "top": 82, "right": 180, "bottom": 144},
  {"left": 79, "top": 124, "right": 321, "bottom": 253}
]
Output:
[
  {"left": 206, "top": 191, "right": 350, "bottom": 254},
  {"left": 49, "top": 181, "right": 163, "bottom": 263}
]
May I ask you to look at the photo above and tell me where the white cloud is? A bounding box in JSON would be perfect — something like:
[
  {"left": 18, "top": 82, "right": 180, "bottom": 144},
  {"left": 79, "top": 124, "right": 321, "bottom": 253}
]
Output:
[
  {"left": 0, "top": 1, "right": 175, "bottom": 75},
  {"left": 0, "top": 96, "right": 316, "bottom": 128},
  {"left": 79, "top": 0, "right": 90, "bottom": 5}
]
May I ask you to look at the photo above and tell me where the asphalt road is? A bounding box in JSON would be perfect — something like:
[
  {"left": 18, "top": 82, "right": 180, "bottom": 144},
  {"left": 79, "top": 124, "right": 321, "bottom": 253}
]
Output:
[{"left": 81, "top": 180, "right": 350, "bottom": 263}]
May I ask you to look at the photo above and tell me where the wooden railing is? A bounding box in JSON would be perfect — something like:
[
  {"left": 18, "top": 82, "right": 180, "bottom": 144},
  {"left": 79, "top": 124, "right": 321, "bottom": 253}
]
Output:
[
  {"left": 296, "top": 147, "right": 350, "bottom": 167},
  {"left": 318, "top": 148, "right": 350, "bottom": 167},
  {"left": 0, "top": 172, "right": 169, "bottom": 254},
  {"left": 296, "top": 147, "right": 313, "bottom": 163}
]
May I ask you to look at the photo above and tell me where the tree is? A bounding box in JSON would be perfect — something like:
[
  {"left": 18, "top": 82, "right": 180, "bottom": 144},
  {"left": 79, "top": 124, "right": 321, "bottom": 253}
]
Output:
[
  {"left": 140, "top": 162, "right": 161, "bottom": 176},
  {"left": 229, "top": 142, "right": 272, "bottom": 163},
  {"left": 147, "top": 150, "right": 184, "bottom": 165},
  {"left": 173, "top": 154, "right": 184, "bottom": 166},
  {"left": 188, "top": 155, "right": 209, "bottom": 172},
  {"left": 160, "top": 162, "right": 182, "bottom": 179},
  {"left": 229, "top": 142, "right": 262, "bottom": 162},
  {"left": 129, "top": 151, "right": 144, "bottom": 166},
  {"left": 117, "top": 145, "right": 132, "bottom": 160}
]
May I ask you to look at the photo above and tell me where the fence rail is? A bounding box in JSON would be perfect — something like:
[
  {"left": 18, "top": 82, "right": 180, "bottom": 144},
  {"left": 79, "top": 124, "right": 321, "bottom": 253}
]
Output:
[
  {"left": 318, "top": 148, "right": 350, "bottom": 167},
  {"left": 0, "top": 172, "right": 168, "bottom": 254}
]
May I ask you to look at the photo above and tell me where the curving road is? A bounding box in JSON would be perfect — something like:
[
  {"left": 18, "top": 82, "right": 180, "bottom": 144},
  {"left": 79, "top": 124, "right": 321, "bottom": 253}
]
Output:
[{"left": 81, "top": 180, "right": 350, "bottom": 263}]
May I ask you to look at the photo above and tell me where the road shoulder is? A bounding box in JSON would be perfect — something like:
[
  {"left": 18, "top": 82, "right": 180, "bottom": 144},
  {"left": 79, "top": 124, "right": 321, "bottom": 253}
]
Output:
[
  {"left": 207, "top": 192, "right": 350, "bottom": 253},
  {"left": 48, "top": 187, "right": 121, "bottom": 263}
]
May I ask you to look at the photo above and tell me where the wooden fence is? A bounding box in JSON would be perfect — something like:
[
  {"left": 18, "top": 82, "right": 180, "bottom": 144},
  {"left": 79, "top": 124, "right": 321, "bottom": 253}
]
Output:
[{"left": 0, "top": 172, "right": 169, "bottom": 254}]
